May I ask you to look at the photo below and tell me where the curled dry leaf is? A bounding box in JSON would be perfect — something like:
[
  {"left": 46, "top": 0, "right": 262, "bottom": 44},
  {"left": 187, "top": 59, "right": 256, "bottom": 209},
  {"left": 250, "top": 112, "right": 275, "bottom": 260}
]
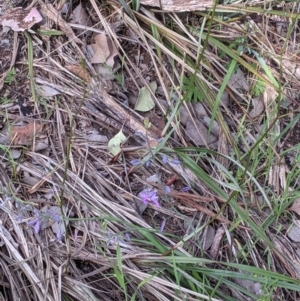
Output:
[{"left": 0, "top": 7, "right": 43, "bottom": 32}]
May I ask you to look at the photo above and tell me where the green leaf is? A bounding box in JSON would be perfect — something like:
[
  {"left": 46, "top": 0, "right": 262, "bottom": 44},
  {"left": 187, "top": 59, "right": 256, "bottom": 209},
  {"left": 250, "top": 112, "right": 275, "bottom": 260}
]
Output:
[
  {"left": 135, "top": 82, "right": 157, "bottom": 112},
  {"left": 108, "top": 130, "right": 126, "bottom": 156}
]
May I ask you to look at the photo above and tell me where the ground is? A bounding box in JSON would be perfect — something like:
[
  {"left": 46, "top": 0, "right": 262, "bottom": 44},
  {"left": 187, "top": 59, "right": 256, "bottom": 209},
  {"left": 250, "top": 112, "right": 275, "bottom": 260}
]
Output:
[{"left": 0, "top": 0, "right": 300, "bottom": 301}]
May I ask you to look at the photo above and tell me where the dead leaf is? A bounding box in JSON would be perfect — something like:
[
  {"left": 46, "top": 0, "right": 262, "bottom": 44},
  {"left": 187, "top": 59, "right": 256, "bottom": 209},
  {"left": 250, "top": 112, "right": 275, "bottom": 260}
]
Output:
[
  {"left": 210, "top": 227, "right": 225, "bottom": 259},
  {"left": 287, "top": 223, "right": 300, "bottom": 242},
  {"left": 289, "top": 198, "right": 300, "bottom": 216},
  {"left": 200, "top": 225, "right": 215, "bottom": 251},
  {"left": 90, "top": 33, "right": 118, "bottom": 68},
  {"left": 194, "top": 102, "right": 207, "bottom": 118},
  {"left": 36, "top": 85, "right": 61, "bottom": 97},
  {"left": 282, "top": 59, "right": 300, "bottom": 81},
  {"left": 91, "top": 33, "right": 110, "bottom": 64},
  {"left": 65, "top": 65, "right": 92, "bottom": 83},
  {"left": 0, "top": 7, "right": 43, "bottom": 32},
  {"left": 185, "top": 119, "right": 217, "bottom": 147},
  {"left": 235, "top": 278, "right": 262, "bottom": 296},
  {"left": 249, "top": 95, "right": 264, "bottom": 118},
  {"left": 228, "top": 67, "right": 249, "bottom": 91},
  {"left": 71, "top": 3, "right": 92, "bottom": 37},
  {"left": 106, "top": 42, "right": 118, "bottom": 68},
  {"left": 135, "top": 82, "right": 157, "bottom": 112},
  {"left": 108, "top": 129, "right": 126, "bottom": 156},
  {"left": 11, "top": 122, "right": 42, "bottom": 145},
  {"left": 22, "top": 171, "right": 39, "bottom": 186},
  {"left": 34, "top": 136, "right": 49, "bottom": 151},
  {"left": 86, "top": 133, "right": 108, "bottom": 143},
  {"left": 202, "top": 116, "right": 220, "bottom": 137}
]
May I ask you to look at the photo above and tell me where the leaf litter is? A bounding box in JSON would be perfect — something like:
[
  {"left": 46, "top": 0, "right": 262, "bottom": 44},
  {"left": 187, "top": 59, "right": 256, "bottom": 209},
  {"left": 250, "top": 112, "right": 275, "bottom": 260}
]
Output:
[{"left": 0, "top": 0, "right": 300, "bottom": 300}]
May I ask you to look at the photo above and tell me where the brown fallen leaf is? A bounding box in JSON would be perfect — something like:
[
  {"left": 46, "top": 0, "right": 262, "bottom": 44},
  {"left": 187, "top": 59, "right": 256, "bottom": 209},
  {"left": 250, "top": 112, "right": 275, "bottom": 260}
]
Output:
[
  {"left": 65, "top": 65, "right": 92, "bottom": 83},
  {"left": 11, "top": 122, "right": 42, "bottom": 145},
  {"left": 91, "top": 33, "right": 110, "bottom": 64},
  {"left": 90, "top": 33, "right": 118, "bottom": 67}
]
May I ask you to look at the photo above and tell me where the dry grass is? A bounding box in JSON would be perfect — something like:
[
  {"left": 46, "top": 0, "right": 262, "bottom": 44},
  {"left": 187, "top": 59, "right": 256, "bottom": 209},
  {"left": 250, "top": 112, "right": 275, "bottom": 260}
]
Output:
[{"left": 1, "top": 0, "right": 300, "bottom": 300}]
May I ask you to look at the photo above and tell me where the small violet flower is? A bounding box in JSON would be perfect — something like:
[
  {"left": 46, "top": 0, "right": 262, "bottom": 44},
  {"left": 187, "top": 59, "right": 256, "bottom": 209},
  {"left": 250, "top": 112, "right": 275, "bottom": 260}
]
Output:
[
  {"left": 165, "top": 185, "right": 171, "bottom": 194},
  {"left": 138, "top": 189, "right": 160, "bottom": 207},
  {"left": 47, "top": 210, "right": 60, "bottom": 223},
  {"left": 160, "top": 218, "right": 166, "bottom": 233},
  {"left": 180, "top": 186, "right": 191, "bottom": 192},
  {"left": 130, "top": 159, "right": 141, "bottom": 166},
  {"left": 170, "top": 159, "right": 181, "bottom": 165},
  {"left": 125, "top": 233, "right": 131, "bottom": 241},
  {"left": 28, "top": 208, "right": 41, "bottom": 234},
  {"left": 162, "top": 154, "right": 168, "bottom": 165},
  {"left": 56, "top": 226, "right": 63, "bottom": 242}
]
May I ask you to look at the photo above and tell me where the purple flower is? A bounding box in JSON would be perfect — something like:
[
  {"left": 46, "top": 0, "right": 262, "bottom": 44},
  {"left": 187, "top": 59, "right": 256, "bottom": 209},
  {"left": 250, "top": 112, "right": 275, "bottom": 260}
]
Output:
[
  {"left": 56, "top": 226, "right": 63, "bottom": 242},
  {"left": 145, "top": 160, "right": 151, "bottom": 167},
  {"left": 180, "top": 186, "right": 191, "bottom": 192},
  {"left": 47, "top": 211, "right": 60, "bottom": 222},
  {"left": 162, "top": 155, "right": 168, "bottom": 165},
  {"left": 138, "top": 189, "right": 160, "bottom": 207},
  {"left": 28, "top": 209, "right": 41, "bottom": 234},
  {"left": 130, "top": 159, "right": 141, "bottom": 166},
  {"left": 170, "top": 159, "right": 181, "bottom": 165},
  {"left": 165, "top": 186, "right": 171, "bottom": 194},
  {"left": 125, "top": 233, "right": 131, "bottom": 241},
  {"left": 107, "top": 235, "right": 124, "bottom": 246},
  {"left": 160, "top": 218, "right": 166, "bottom": 233}
]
